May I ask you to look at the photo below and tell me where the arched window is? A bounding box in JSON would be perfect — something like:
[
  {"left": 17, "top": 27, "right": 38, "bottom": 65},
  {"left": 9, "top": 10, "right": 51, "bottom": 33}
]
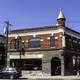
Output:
[
  {"left": 28, "top": 38, "right": 41, "bottom": 48},
  {"left": 50, "top": 36, "right": 55, "bottom": 47},
  {"left": 73, "top": 56, "right": 76, "bottom": 66},
  {"left": 51, "top": 57, "right": 61, "bottom": 75}
]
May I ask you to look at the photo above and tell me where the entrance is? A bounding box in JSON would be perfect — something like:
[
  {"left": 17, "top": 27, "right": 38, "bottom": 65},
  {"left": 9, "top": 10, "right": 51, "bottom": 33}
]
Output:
[{"left": 51, "top": 57, "right": 61, "bottom": 75}]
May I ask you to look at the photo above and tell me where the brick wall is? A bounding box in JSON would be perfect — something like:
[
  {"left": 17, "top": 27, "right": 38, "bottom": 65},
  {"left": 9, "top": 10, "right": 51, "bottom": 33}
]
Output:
[
  {"left": 55, "top": 32, "right": 62, "bottom": 49},
  {"left": 21, "top": 35, "right": 33, "bottom": 48},
  {"left": 8, "top": 32, "right": 63, "bottom": 49}
]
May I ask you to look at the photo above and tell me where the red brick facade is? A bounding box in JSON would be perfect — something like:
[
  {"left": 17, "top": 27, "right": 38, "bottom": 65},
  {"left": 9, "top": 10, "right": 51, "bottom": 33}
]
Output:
[
  {"left": 55, "top": 32, "right": 63, "bottom": 48},
  {"left": 8, "top": 32, "right": 63, "bottom": 49}
]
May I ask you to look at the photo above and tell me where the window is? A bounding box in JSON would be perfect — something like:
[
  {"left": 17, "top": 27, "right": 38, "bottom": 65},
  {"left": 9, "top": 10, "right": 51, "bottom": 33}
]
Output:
[
  {"left": 72, "top": 37, "right": 78, "bottom": 51},
  {"left": 73, "top": 56, "right": 76, "bottom": 66},
  {"left": 16, "top": 37, "right": 22, "bottom": 50},
  {"left": 0, "top": 43, "right": 4, "bottom": 48},
  {"left": 50, "top": 36, "right": 55, "bottom": 47},
  {"left": 22, "top": 59, "right": 42, "bottom": 70},
  {"left": 28, "top": 38, "right": 41, "bottom": 48},
  {"left": 10, "top": 37, "right": 22, "bottom": 49},
  {"left": 10, "top": 59, "right": 42, "bottom": 70},
  {"left": 65, "top": 34, "right": 72, "bottom": 49},
  {"left": 78, "top": 40, "right": 80, "bottom": 51},
  {"left": 10, "top": 39, "right": 16, "bottom": 49}
]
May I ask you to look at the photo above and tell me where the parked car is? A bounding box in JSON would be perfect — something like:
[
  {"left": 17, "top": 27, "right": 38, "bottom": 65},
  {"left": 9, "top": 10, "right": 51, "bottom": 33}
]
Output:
[{"left": 0, "top": 67, "right": 21, "bottom": 79}]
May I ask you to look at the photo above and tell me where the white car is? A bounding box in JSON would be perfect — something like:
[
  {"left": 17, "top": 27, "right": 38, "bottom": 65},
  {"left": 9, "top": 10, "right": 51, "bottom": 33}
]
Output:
[{"left": 0, "top": 67, "right": 21, "bottom": 79}]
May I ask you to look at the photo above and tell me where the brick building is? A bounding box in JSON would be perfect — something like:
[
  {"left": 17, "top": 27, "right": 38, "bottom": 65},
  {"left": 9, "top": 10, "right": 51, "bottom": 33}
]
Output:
[{"left": 8, "top": 9, "right": 80, "bottom": 77}]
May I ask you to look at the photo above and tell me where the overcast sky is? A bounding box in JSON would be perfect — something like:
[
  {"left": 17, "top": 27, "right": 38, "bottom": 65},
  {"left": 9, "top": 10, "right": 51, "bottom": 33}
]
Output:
[{"left": 0, "top": 0, "right": 80, "bottom": 34}]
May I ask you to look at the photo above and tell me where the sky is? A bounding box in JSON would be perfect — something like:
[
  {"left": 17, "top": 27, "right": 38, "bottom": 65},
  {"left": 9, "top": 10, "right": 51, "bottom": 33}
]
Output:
[{"left": 0, "top": 0, "right": 80, "bottom": 34}]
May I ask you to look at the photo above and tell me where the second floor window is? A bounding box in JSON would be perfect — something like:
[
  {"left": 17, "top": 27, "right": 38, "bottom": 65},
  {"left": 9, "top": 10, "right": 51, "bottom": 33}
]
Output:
[
  {"left": 78, "top": 40, "right": 80, "bottom": 51},
  {"left": 10, "top": 37, "right": 22, "bottom": 49},
  {"left": 28, "top": 38, "right": 41, "bottom": 48},
  {"left": 65, "top": 34, "right": 72, "bottom": 49},
  {"left": 50, "top": 36, "right": 55, "bottom": 47},
  {"left": 16, "top": 37, "right": 22, "bottom": 50},
  {"left": 10, "top": 39, "right": 16, "bottom": 49}
]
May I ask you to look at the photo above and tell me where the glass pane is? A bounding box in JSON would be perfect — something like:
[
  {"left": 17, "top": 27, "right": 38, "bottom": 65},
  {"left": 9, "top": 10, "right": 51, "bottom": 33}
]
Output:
[
  {"left": 50, "top": 36, "right": 55, "bottom": 47},
  {"left": 29, "top": 38, "right": 41, "bottom": 48},
  {"left": 10, "top": 59, "right": 42, "bottom": 70}
]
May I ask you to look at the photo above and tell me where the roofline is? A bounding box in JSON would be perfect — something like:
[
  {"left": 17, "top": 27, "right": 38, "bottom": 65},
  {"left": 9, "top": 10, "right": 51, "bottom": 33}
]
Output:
[
  {"left": 9, "top": 25, "right": 80, "bottom": 35},
  {"left": 10, "top": 25, "right": 57, "bottom": 33},
  {"left": 65, "top": 27, "right": 80, "bottom": 35}
]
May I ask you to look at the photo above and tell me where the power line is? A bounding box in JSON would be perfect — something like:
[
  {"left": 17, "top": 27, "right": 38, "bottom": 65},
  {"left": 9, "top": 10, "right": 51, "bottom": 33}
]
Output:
[{"left": 66, "top": 21, "right": 80, "bottom": 23}]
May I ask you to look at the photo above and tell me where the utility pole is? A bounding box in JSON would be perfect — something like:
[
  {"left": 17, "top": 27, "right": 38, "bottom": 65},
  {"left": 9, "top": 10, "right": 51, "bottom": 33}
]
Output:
[{"left": 4, "top": 21, "right": 10, "bottom": 67}]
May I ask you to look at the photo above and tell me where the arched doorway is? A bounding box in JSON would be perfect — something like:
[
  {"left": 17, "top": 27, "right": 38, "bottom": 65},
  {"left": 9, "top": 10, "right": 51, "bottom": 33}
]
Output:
[{"left": 51, "top": 57, "right": 61, "bottom": 76}]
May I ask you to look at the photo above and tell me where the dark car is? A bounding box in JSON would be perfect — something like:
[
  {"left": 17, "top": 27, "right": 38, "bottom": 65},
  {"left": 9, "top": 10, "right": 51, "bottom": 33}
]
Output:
[{"left": 0, "top": 67, "right": 21, "bottom": 79}]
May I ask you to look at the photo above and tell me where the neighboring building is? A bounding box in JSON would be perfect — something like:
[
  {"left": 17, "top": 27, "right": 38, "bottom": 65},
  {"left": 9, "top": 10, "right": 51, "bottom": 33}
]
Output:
[
  {"left": 0, "top": 35, "right": 6, "bottom": 68},
  {"left": 8, "top": 9, "right": 80, "bottom": 77}
]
